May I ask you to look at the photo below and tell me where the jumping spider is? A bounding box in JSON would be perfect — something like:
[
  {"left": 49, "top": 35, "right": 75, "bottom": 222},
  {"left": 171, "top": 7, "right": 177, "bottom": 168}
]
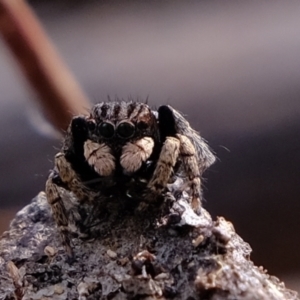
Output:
[{"left": 46, "top": 101, "right": 215, "bottom": 256}]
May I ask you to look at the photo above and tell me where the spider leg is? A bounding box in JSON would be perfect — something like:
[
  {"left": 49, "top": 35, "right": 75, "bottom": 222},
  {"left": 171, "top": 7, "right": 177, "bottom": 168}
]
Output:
[
  {"left": 157, "top": 105, "right": 215, "bottom": 212},
  {"left": 176, "top": 134, "right": 202, "bottom": 213},
  {"left": 120, "top": 137, "right": 155, "bottom": 174},
  {"left": 46, "top": 171, "right": 73, "bottom": 258},
  {"left": 46, "top": 152, "right": 100, "bottom": 257},
  {"left": 158, "top": 105, "right": 215, "bottom": 174},
  {"left": 55, "top": 152, "right": 99, "bottom": 202},
  {"left": 147, "top": 136, "right": 180, "bottom": 196}
]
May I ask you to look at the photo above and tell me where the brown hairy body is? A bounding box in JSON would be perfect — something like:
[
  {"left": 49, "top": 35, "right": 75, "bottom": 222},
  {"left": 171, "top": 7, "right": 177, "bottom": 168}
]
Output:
[{"left": 45, "top": 101, "right": 215, "bottom": 257}]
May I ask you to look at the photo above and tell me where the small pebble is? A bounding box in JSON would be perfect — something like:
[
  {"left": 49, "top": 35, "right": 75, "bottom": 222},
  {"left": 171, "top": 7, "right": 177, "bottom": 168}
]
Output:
[
  {"left": 192, "top": 234, "right": 204, "bottom": 247},
  {"left": 107, "top": 249, "right": 117, "bottom": 259},
  {"left": 44, "top": 246, "right": 57, "bottom": 257}
]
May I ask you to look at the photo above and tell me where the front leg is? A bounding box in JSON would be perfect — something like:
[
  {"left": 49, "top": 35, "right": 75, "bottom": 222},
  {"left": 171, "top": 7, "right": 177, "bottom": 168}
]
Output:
[
  {"left": 55, "top": 152, "right": 99, "bottom": 202},
  {"left": 47, "top": 151, "right": 102, "bottom": 256},
  {"left": 147, "top": 136, "right": 180, "bottom": 196},
  {"left": 176, "top": 134, "right": 202, "bottom": 213},
  {"left": 46, "top": 171, "right": 73, "bottom": 258},
  {"left": 157, "top": 105, "right": 215, "bottom": 213}
]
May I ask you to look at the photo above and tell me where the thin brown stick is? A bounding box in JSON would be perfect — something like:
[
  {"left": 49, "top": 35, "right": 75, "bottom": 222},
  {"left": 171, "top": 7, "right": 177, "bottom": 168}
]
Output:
[{"left": 0, "top": 0, "right": 91, "bottom": 131}]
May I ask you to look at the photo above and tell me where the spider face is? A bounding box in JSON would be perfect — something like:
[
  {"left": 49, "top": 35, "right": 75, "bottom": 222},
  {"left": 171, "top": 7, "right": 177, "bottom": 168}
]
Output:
[
  {"left": 45, "top": 101, "right": 215, "bottom": 257},
  {"left": 86, "top": 102, "right": 160, "bottom": 154}
]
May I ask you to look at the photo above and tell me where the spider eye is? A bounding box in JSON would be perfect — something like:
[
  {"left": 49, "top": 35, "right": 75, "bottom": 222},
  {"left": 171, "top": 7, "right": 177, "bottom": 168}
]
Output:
[
  {"left": 137, "top": 121, "right": 148, "bottom": 130},
  {"left": 117, "top": 121, "right": 135, "bottom": 139},
  {"left": 87, "top": 120, "right": 96, "bottom": 131},
  {"left": 98, "top": 122, "right": 115, "bottom": 138}
]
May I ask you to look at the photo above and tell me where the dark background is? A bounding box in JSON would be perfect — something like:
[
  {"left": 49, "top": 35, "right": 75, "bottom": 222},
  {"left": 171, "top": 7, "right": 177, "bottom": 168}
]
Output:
[{"left": 0, "top": 0, "right": 300, "bottom": 292}]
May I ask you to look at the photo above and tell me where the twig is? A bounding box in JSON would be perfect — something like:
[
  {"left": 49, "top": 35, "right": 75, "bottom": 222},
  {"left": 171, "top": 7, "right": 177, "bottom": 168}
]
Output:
[{"left": 0, "top": 0, "right": 91, "bottom": 131}]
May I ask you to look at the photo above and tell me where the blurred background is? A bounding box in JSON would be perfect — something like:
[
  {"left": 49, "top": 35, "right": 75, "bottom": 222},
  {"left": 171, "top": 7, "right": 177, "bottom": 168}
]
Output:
[{"left": 0, "top": 0, "right": 300, "bottom": 293}]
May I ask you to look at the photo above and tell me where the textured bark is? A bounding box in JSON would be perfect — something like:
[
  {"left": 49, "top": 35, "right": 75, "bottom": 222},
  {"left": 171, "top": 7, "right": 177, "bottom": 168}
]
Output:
[{"left": 0, "top": 182, "right": 298, "bottom": 300}]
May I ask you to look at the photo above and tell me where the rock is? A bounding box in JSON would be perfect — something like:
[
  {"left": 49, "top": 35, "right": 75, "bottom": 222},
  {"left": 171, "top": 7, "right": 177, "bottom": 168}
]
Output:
[{"left": 0, "top": 191, "right": 298, "bottom": 299}]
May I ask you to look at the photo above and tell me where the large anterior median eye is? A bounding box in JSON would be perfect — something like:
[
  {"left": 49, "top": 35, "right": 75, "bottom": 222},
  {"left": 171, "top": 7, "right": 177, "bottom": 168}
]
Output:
[
  {"left": 98, "top": 122, "right": 115, "bottom": 138},
  {"left": 117, "top": 121, "right": 135, "bottom": 139}
]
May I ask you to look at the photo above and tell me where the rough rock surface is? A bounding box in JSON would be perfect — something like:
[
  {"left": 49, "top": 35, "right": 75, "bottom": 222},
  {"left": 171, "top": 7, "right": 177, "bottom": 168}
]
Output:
[{"left": 0, "top": 184, "right": 298, "bottom": 300}]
